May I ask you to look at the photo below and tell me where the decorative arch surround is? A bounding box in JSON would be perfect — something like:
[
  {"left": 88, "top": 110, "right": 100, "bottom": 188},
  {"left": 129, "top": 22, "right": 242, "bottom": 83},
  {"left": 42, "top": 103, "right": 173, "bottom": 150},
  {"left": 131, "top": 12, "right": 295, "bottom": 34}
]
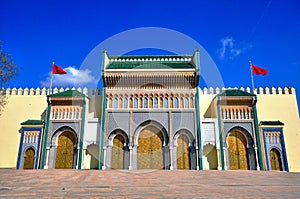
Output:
[
  {"left": 261, "top": 126, "right": 288, "bottom": 171},
  {"left": 173, "top": 129, "right": 197, "bottom": 170},
  {"left": 51, "top": 126, "right": 78, "bottom": 147},
  {"left": 225, "top": 126, "right": 257, "bottom": 170},
  {"left": 134, "top": 120, "right": 169, "bottom": 147},
  {"left": 106, "top": 129, "right": 130, "bottom": 169},
  {"left": 17, "top": 125, "right": 43, "bottom": 170}
]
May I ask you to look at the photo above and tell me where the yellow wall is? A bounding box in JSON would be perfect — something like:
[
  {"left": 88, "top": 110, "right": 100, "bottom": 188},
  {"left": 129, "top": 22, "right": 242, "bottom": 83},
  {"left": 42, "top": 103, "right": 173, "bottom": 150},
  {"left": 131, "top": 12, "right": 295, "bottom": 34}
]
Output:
[
  {"left": 256, "top": 88, "right": 300, "bottom": 172},
  {"left": 0, "top": 89, "right": 47, "bottom": 168}
]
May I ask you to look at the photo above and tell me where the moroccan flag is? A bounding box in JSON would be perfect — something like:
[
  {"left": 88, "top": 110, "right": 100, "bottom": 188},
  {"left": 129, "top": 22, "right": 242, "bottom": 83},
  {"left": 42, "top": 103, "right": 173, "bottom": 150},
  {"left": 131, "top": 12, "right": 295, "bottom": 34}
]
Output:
[
  {"left": 251, "top": 63, "right": 268, "bottom": 75},
  {"left": 52, "top": 64, "right": 67, "bottom": 74}
]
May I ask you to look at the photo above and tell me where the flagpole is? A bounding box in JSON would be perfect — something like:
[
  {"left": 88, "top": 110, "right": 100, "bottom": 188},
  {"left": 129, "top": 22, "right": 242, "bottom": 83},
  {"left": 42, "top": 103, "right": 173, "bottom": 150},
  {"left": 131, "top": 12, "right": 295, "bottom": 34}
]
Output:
[
  {"left": 249, "top": 60, "right": 255, "bottom": 93},
  {"left": 50, "top": 61, "right": 54, "bottom": 94}
]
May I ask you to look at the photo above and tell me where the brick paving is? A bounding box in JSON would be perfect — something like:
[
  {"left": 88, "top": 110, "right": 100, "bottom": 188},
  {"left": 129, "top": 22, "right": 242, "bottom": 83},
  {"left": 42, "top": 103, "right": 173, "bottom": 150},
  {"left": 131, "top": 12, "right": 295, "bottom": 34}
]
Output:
[{"left": 0, "top": 169, "right": 300, "bottom": 198}]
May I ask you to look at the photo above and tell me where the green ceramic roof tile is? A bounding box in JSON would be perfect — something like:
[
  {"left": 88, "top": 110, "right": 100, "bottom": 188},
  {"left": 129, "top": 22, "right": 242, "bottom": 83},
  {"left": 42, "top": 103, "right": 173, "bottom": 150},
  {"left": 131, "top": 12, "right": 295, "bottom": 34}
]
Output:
[
  {"left": 21, "top": 120, "right": 44, "bottom": 125},
  {"left": 48, "top": 90, "right": 85, "bottom": 98},
  {"left": 218, "top": 89, "right": 255, "bottom": 97},
  {"left": 260, "top": 121, "right": 284, "bottom": 126},
  {"left": 106, "top": 55, "right": 195, "bottom": 69},
  {"left": 106, "top": 62, "right": 194, "bottom": 69}
]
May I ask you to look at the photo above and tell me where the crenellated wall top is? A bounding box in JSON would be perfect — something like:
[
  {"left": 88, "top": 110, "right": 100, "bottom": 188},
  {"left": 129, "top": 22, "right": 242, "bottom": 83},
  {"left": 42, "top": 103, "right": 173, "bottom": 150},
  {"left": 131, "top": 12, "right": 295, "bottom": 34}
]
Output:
[{"left": 1, "top": 86, "right": 296, "bottom": 96}]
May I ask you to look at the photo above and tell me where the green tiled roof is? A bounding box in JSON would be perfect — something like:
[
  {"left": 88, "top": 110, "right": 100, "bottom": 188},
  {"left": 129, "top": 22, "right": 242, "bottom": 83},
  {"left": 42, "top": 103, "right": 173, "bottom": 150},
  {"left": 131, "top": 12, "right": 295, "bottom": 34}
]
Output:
[
  {"left": 106, "top": 55, "right": 194, "bottom": 69},
  {"left": 260, "top": 121, "right": 284, "bottom": 126},
  {"left": 48, "top": 90, "right": 85, "bottom": 98},
  {"left": 21, "top": 120, "right": 44, "bottom": 125},
  {"left": 218, "top": 89, "right": 255, "bottom": 97},
  {"left": 107, "top": 62, "right": 194, "bottom": 69}
]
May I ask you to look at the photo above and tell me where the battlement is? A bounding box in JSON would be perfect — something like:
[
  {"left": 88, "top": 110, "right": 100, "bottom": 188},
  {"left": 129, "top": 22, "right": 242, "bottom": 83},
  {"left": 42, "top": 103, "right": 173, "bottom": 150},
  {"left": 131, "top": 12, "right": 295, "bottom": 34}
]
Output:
[
  {"left": 199, "top": 87, "right": 296, "bottom": 95},
  {"left": 1, "top": 87, "right": 296, "bottom": 96},
  {"left": 1, "top": 87, "right": 101, "bottom": 96}
]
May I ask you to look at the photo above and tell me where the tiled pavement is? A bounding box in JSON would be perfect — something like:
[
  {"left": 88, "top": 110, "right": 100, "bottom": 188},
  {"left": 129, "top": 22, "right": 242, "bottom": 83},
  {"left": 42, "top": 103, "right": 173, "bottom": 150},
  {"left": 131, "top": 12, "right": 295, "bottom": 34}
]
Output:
[{"left": 0, "top": 169, "right": 300, "bottom": 198}]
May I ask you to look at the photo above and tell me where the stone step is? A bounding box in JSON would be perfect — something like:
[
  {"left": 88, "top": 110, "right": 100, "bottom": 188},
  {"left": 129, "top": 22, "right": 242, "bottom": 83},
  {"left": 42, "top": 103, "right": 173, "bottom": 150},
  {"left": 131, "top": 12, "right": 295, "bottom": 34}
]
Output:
[{"left": 0, "top": 169, "right": 299, "bottom": 198}]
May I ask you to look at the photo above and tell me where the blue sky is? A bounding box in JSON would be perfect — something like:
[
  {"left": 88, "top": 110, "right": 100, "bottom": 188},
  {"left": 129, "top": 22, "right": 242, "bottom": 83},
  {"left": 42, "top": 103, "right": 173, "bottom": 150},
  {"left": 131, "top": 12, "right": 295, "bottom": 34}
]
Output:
[{"left": 1, "top": 0, "right": 299, "bottom": 97}]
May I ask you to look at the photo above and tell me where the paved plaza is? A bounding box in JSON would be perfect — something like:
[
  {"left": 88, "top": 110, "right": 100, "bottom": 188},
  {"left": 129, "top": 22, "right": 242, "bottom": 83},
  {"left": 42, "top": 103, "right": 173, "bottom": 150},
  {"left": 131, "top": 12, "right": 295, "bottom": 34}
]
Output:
[{"left": 0, "top": 169, "right": 300, "bottom": 198}]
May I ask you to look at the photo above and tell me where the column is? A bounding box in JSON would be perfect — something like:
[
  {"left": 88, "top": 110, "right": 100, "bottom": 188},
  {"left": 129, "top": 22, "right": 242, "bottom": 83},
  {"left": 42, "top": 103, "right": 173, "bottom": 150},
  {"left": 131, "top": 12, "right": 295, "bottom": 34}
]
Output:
[
  {"left": 196, "top": 146, "right": 199, "bottom": 170},
  {"left": 76, "top": 146, "right": 80, "bottom": 169},
  {"left": 223, "top": 147, "right": 228, "bottom": 170},
  {"left": 129, "top": 145, "right": 133, "bottom": 170},
  {"left": 217, "top": 149, "right": 222, "bottom": 170},
  {"left": 169, "top": 146, "right": 174, "bottom": 170},
  {"left": 254, "top": 146, "right": 260, "bottom": 170},
  {"left": 102, "top": 147, "right": 107, "bottom": 170},
  {"left": 44, "top": 147, "right": 50, "bottom": 169}
]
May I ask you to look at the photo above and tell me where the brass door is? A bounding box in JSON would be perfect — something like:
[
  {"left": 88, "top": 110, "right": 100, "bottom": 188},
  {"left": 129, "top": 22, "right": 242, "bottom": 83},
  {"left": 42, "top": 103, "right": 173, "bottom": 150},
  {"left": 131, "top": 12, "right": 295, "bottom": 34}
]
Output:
[
  {"left": 23, "top": 148, "right": 35, "bottom": 169},
  {"left": 55, "top": 131, "right": 76, "bottom": 169},
  {"left": 177, "top": 134, "right": 190, "bottom": 169},
  {"left": 138, "top": 126, "right": 164, "bottom": 169},
  {"left": 270, "top": 149, "right": 282, "bottom": 171},
  {"left": 112, "top": 134, "right": 125, "bottom": 169},
  {"left": 228, "top": 131, "right": 248, "bottom": 170}
]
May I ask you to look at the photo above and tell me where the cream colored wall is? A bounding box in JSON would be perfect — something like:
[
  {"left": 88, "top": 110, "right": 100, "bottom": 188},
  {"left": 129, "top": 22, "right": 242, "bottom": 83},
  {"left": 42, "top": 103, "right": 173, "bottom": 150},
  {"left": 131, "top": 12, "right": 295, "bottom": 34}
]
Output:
[
  {"left": 199, "top": 90, "right": 216, "bottom": 118},
  {"left": 0, "top": 89, "right": 47, "bottom": 168},
  {"left": 255, "top": 87, "right": 300, "bottom": 172}
]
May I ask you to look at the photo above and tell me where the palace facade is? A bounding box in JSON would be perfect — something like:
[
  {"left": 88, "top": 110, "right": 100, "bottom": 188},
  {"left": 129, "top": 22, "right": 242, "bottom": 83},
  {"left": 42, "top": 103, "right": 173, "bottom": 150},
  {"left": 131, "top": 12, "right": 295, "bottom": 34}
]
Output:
[{"left": 1, "top": 50, "right": 300, "bottom": 171}]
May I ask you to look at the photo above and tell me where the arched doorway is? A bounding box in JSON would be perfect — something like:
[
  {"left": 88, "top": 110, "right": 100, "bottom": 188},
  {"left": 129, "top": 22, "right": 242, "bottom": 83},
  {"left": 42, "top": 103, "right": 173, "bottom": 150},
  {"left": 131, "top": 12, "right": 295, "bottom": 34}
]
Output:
[
  {"left": 23, "top": 148, "right": 35, "bottom": 169},
  {"left": 112, "top": 134, "right": 125, "bottom": 169},
  {"left": 177, "top": 134, "right": 190, "bottom": 169},
  {"left": 270, "top": 148, "right": 282, "bottom": 171},
  {"left": 228, "top": 131, "right": 248, "bottom": 170},
  {"left": 138, "top": 125, "right": 164, "bottom": 169},
  {"left": 55, "top": 131, "right": 76, "bottom": 169}
]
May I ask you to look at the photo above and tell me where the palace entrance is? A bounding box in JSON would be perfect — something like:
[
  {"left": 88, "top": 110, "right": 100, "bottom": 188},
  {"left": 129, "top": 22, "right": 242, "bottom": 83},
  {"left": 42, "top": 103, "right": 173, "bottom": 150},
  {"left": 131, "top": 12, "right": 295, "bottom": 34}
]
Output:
[
  {"left": 55, "top": 131, "right": 76, "bottom": 169},
  {"left": 112, "top": 134, "right": 125, "bottom": 169},
  {"left": 228, "top": 131, "right": 249, "bottom": 170},
  {"left": 270, "top": 148, "right": 282, "bottom": 171},
  {"left": 177, "top": 134, "right": 190, "bottom": 169},
  {"left": 23, "top": 148, "right": 35, "bottom": 169},
  {"left": 138, "top": 125, "right": 164, "bottom": 169}
]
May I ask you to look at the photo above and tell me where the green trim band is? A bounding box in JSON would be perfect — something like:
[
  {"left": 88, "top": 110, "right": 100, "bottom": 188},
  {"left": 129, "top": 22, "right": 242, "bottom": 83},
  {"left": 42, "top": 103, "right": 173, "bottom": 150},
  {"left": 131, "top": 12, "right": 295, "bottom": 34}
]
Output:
[
  {"left": 196, "top": 87, "right": 202, "bottom": 170},
  {"left": 253, "top": 96, "right": 264, "bottom": 170},
  {"left": 217, "top": 96, "right": 225, "bottom": 170},
  {"left": 78, "top": 96, "right": 86, "bottom": 169},
  {"left": 40, "top": 97, "right": 51, "bottom": 169},
  {"left": 99, "top": 88, "right": 106, "bottom": 170}
]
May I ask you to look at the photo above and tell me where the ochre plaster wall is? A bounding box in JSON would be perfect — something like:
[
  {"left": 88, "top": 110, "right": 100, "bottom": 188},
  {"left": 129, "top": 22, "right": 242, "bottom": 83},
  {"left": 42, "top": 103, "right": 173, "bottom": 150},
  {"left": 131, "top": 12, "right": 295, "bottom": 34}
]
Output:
[
  {"left": 256, "top": 90, "right": 300, "bottom": 172},
  {"left": 0, "top": 93, "right": 47, "bottom": 168}
]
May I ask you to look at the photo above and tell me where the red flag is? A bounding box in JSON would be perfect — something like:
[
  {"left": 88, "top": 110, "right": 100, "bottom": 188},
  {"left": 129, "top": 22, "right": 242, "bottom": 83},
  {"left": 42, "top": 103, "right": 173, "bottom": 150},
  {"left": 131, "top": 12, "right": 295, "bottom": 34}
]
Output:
[
  {"left": 52, "top": 64, "right": 67, "bottom": 74},
  {"left": 251, "top": 63, "right": 268, "bottom": 75}
]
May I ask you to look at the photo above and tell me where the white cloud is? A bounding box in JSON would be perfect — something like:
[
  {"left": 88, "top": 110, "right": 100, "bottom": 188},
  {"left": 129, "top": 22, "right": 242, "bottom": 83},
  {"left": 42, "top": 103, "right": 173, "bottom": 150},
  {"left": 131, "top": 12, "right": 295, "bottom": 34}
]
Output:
[
  {"left": 219, "top": 37, "right": 247, "bottom": 60},
  {"left": 40, "top": 66, "right": 97, "bottom": 88}
]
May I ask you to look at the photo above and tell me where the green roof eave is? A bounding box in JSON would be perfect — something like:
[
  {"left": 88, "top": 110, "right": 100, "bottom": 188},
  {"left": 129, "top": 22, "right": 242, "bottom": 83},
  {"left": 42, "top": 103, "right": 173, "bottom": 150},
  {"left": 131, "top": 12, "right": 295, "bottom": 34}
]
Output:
[
  {"left": 106, "top": 62, "right": 195, "bottom": 69},
  {"left": 260, "top": 121, "right": 284, "bottom": 126},
  {"left": 218, "top": 89, "right": 256, "bottom": 97},
  {"left": 21, "top": 120, "right": 44, "bottom": 126},
  {"left": 48, "top": 90, "right": 85, "bottom": 98}
]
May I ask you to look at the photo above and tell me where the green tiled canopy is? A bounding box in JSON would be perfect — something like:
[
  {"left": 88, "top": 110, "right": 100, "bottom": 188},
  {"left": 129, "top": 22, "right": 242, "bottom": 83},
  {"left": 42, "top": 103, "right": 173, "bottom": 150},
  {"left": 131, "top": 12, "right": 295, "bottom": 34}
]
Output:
[
  {"left": 218, "top": 89, "right": 256, "bottom": 97},
  {"left": 48, "top": 90, "right": 85, "bottom": 97},
  {"left": 21, "top": 120, "right": 44, "bottom": 125},
  {"left": 106, "top": 55, "right": 195, "bottom": 69},
  {"left": 260, "top": 121, "right": 284, "bottom": 126}
]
